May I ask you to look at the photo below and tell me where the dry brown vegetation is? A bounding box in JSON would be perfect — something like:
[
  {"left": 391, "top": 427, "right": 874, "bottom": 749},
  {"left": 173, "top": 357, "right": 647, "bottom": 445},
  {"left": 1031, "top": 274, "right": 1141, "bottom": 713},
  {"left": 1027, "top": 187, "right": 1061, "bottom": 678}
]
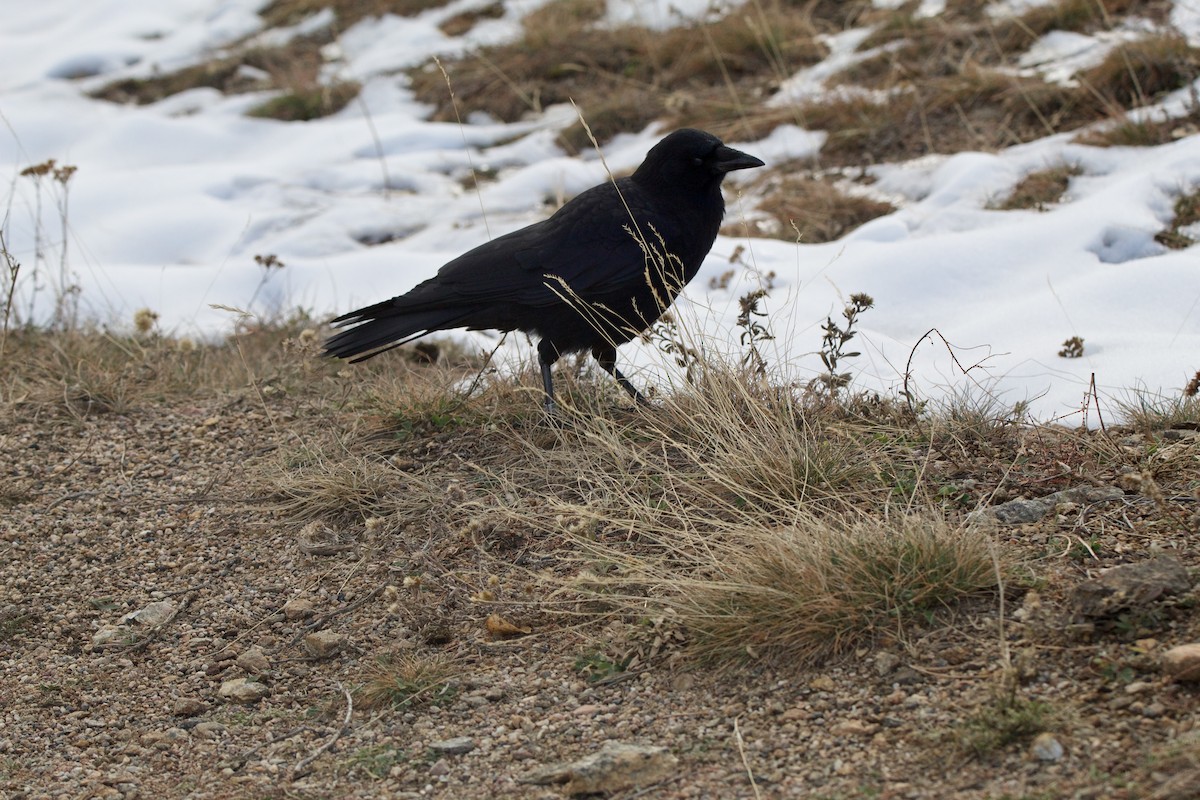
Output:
[
  {"left": 92, "top": 33, "right": 361, "bottom": 120},
  {"left": 1156, "top": 186, "right": 1200, "bottom": 249},
  {"left": 991, "top": 163, "right": 1082, "bottom": 211},
  {"left": 754, "top": 172, "right": 896, "bottom": 240},
  {"left": 409, "top": 0, "right": 833, "bottom": 152},
  {"left": 260, "top": 0, "right": 453, "bottom": 28}
]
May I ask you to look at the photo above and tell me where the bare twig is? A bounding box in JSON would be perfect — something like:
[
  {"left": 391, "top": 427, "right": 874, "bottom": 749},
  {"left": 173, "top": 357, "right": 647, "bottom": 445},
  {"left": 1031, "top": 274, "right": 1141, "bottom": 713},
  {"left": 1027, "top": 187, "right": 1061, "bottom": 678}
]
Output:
[
  {"left": 733, "top": 716, "right": 762, "bottom": 800},
  {"left": 902, "top": 327, "right": 999, "bottom": 415},
  {"left": 292, "top": 682, "right": 353, "bottom": 778},
  {"left": 275, "top": 584, "right": 386, "bottom": 654},
  {"left": 227, "top": 725, "right": 316, "bottom": 771}
]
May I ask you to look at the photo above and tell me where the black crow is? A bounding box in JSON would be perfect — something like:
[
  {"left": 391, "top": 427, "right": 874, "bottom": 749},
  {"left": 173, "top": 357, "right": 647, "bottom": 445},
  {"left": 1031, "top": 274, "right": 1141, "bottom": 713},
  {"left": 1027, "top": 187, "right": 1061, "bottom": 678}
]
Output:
[{"left": 323, "top": 128, "right": 764, "bottom": 412}]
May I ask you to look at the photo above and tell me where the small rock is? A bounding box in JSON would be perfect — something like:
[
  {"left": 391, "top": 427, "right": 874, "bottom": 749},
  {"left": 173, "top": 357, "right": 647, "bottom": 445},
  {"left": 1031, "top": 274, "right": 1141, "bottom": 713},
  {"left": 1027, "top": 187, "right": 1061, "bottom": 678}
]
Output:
[
  {"left": 428, "top": 758, "right": 450, "bottom": 776},
  {"left": 172, "top": 697, "right": 208, "bottom": 717},
  {"left": 1073, "top": 556, "right": 1192, "bottom": 619},
  {"left": 521, "top": 742, "right": 678, "bottom": 795},
  {"left": 1030, "top": 732, "right": 1064, "bottom": 762},
  {"left": 282, "top": 598, "right": 315, "bottom": 620},
  {"left": 120, "top": 600, "right": 176, "bottom": 627},
  {"left": 973, "top": 485, "right": 1124, "bottom": 526},
  {"left": 429, "top": 736, "right": 475, "bottom": 756},
  {"left": 1143, "top": 702, "right": 1166, "bottom": 718},
  {"left": 874, "top": 652, "right": 901, "bottom": 676},
  {"left": 218, "top": 678, "right": 269, "bottom": 704},
  {"left": 193, "top": 722, "right": 227, "bottom": 740},
  {"left": 1124, "top": 681, "right": 1153, "bottom": 695},
  {"left": 988, "top": 498, "right": 1051, "bottom": 525},
  {"left": 303, "top": 630, "right": 345, "bottom": 659},
  {"left": 236, "top": 646, "right": 271, "bottom": 675},
  {"left": 91, "top": 626, "right": 126, "bottom": 647},
  {"left": 831, "top": 719, "right": 878, "bottom": 736},
  {"left": 1162, "top": 643, "right": 1200, "bottom": 682},
  {"left": 809, "top": 676, "right": 836, "bottom": 692}
]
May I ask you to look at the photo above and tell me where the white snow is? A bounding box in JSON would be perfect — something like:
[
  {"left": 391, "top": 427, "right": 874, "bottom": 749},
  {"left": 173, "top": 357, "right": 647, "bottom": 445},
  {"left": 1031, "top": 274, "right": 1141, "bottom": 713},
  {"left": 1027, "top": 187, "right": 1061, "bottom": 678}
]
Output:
[{"left": 1, "top": 0, "right": 1198, "bottom": 423}]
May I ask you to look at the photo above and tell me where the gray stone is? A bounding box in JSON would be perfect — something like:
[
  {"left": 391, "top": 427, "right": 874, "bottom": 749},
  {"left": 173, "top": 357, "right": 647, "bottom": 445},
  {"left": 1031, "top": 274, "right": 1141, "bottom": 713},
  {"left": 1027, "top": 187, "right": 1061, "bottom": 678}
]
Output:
[
  {"left": 282, "top": 598, "right": 315, "bottom": 620},
  {"left": 522, "top": 742, "right": 678, "bottom": 795},
  {"left": 1030, "top": 732, "right": 1064, "bottom": 762},
  {"left": 171, "top": 697, "right": 208, "bottom": 717},
  {"left": 972, "top": 485, "right": 1124, "bottom": 526},
  {"left": 303, "top": 630, "right": 345, "bottom": 659},
  {"left": 429, "top": 736, "right": 475, "bottom": 756},
  {"left": 236, "top": 646, "right": 271, "bottom": 675},
  {"left": 875, "top": 652, "right": 901, "bottom": 676},
  {"left": 120, "top": 600, "right": 176, "bottom": 627},
  {"left": 1073, "top": 556, "right": 1192, "bottom": 619},
  {"left": 218, "top": 678, "right": 268, "bottom": 704},
  {"left": 193, "top": 722, "right": 227, "bottom": 740}
]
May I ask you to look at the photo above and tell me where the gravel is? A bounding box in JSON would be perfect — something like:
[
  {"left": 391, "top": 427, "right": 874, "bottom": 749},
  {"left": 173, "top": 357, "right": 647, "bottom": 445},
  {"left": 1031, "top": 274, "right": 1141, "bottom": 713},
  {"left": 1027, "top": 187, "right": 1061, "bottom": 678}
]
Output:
[{"left": 3, "top": 389, "right": 1199, "bottom": 798}]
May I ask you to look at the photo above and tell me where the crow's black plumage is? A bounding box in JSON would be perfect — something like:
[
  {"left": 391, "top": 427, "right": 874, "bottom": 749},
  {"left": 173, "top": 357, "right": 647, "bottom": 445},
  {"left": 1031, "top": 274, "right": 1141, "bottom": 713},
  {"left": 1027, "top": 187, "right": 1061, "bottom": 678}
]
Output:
[{"left": 323, "top": 128, "right": 764, "bottom": 412}]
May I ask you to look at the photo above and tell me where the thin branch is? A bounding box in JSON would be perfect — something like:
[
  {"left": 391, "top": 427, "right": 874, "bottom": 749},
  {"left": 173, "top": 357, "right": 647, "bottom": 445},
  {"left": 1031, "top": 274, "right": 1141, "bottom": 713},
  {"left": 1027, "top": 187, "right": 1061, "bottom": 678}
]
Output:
[{"left": 292, "top": 682, "right": 353, "bottom": 779}]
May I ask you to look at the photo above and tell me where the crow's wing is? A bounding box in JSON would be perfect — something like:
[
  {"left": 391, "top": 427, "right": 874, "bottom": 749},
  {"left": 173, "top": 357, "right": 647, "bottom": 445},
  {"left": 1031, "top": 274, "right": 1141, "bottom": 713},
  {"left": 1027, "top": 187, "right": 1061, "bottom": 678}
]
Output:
[{"left": 403, "top": 179, "right": 684, "bottom": 309}]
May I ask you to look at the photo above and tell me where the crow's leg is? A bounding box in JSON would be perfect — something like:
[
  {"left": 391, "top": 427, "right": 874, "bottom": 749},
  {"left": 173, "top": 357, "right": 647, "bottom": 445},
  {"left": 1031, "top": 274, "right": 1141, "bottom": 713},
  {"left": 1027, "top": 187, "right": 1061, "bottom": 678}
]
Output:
[
  {"left": 537, "top": 339, "right": 560, "bottom": 415},
  {"left": 592, "top": 345, "right": 647, "bottom": 405}
]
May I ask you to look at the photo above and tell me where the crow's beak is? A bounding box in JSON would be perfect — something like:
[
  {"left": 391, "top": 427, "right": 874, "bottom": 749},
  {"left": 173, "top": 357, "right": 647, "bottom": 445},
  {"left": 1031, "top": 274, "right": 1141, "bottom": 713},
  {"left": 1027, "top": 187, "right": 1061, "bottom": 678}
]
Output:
[{"left": 713, "top": 145, "right": 765, "bottom": 173}]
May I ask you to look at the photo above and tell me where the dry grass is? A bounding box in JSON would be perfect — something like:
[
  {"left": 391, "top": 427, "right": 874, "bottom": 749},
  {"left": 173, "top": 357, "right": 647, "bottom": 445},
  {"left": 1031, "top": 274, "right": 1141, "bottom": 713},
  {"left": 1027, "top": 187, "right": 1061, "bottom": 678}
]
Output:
[
  {"left": 1075, "top": 34, "right": 1200, "bottom": 112},
  {"left": 755, "top": 173, "right": 896, "bottom": 241},
  {"left": 1002, "top": 0, "right": 1172, "bottom": 47},
  {"left": 442, "top": 351, "right": 1010, "bottom": 667},
  {"left": 247, "top": 81, "right": 361, "bottom": 121},
  {"left": 1155, "top": 186, "right": 1200, "bottom": 250},
  {"left": 1077, "top": 105, "right": 1200, "bottom": 147},
  {"left": 616, "top": 513, "right": 1000, "bottom": 666},
  {"left": 358, "top": 651, "right": 459, "bottom": 709},
  {"left": 260, "top": 0, "right": 451, "bottom": 28},
  {"left": 439, "top": 2, "right": 504, "bottom": 37},
  {"left": 992, "top": 163, "right": 1082, "bottom": 211},
  {"left": 408, "top": 0, "right": 830, "bottom": 150},
  {"left": 92, "top": 34, "right": 359, "bottom": 121},
  {"left": 0, "top": 314, "right": 329, "bottom": 417},
  {"left": 403, "top": 0, "right": 1194, "bottom": 166},
  {"left": 1113, "top": 389, "right": 1200, "bottom": 433}
]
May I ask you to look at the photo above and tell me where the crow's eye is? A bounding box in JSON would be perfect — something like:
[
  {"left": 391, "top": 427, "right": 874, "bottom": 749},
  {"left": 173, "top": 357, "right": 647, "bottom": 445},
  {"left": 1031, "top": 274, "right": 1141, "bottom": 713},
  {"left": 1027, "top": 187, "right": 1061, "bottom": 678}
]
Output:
[{"left": 692, "top": 157, "right": 704, "bottom": 166}]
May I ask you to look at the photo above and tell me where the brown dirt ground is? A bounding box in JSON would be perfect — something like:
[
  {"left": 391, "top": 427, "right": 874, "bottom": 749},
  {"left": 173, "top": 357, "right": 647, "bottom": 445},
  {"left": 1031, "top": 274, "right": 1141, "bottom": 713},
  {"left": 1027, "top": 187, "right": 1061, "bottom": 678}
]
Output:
[{"left": 2, "top": 341, "right": 1200, "bottom": 799}]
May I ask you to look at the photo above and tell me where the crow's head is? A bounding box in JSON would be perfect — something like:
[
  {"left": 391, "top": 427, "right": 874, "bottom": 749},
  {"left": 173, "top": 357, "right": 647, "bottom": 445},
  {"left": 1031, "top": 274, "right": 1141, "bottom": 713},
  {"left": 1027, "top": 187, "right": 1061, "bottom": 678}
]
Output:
[{"left": 632, "top": 128, "right": 765, "bottom": 194}]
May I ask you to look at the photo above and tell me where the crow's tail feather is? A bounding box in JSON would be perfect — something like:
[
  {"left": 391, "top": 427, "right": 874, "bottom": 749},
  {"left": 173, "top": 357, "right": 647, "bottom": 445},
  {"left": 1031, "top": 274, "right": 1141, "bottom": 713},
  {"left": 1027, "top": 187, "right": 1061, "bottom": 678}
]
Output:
[{"left": 322, "top": 306, "right": 475, "bottom": 362}]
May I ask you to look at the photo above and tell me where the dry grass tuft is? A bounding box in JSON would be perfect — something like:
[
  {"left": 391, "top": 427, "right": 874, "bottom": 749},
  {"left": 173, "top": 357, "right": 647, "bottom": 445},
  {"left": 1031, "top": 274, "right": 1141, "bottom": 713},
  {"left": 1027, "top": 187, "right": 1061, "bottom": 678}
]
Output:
[
  {"left": 260, "top": 0, "right": 451, "bottom": 28},
  {"left": 1075, "top": 34, "right": 1200, "bottom": 112},
  {"left": 1077, "top": 105, "right": 1200, "bottom": 147},
  {"left": 247, "top": 81, "right": 361, "bottom": 121},
  {"left": 1154, "top": 187, "right": 1200, "bottom": 250},
  {"left": 643, "top": 513, "right": 1000, "bottom": 666},
  {"left": 259, "top": 439, "right": 409, "bottom": 523},
  {"left": 1113, "top": 389, "right": 1200, "bottom": 433},
  {"left": 992, "top": 163, "right": 1082, "bottom": 211},
  {"left": 466, "top": 348, "right": 1005, "bottom": 667},
  {"left": 358, "top": 650, "right": 459, "bottom": 709},
  {"left": 0, "top": 315, "right": 329, "bottom": 417},
  {"left": 93, "top": 34, "right": 359, "bottom": 121},
  {"left": 755, "top": 173, "right": 896, "bottom": 241}
]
